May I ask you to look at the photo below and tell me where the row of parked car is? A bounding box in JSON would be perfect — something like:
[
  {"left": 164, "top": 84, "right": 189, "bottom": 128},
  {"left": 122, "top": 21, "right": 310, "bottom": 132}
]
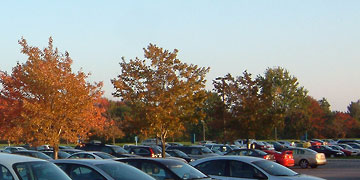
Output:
[
  {"left": 2, "top": 138, "right": 357, "bottom": 180},
  {"left": 0, "top": 147, "right": 326, "bottom": 180}
]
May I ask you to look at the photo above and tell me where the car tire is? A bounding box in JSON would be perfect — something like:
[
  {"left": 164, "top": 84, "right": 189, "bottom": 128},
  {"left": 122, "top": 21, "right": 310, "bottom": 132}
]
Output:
[
  {"left": 299, "top": 159, "right": 309, "bottom": 169},
  {"left": 310, "top": 165, "right": 318, "bottom": 168}
]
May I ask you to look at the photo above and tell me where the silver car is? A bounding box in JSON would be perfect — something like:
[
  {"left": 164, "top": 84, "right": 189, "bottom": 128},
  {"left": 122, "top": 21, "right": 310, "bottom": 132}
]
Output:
[
  {"left": 190, "top": 155, "right": 325, "bottom": 180},
  {"left": 0, "top": 152, "right": 71, "bottom": 180},
  {"left": 287, "top": 147, "right": 327, "bottom": 168},
  {"left": 67, "top": 151, "right": 116, "bottom": 159},
  {"left": 52, "top": 159, "right": 155, "bottom": 180}
]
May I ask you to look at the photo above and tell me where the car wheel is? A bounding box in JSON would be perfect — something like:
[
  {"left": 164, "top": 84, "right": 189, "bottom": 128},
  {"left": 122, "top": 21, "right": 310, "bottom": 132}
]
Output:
[
  {"left": 299, "top": 159, "right": 309, "bottom": 169},
  {"left": 310, "top": 165, "right": 318, "bottom": 168}
]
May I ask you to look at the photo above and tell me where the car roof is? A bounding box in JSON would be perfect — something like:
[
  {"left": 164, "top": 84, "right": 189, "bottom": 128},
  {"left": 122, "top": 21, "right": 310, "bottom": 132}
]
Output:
[
  {"left": 15, "top": 150, "right": 41, "bottom": 153},
  {"left": 189, "top": 155, "right": 263, "bottom": 165},
  {"left": 0, "top": 152, "right": 46, "bottom": 166},
  {"left": 51, "top": 159, "right": 115, "bottom": 165},
  {"left": 115, "top": 157, "right": 186, "bottom": 164}
]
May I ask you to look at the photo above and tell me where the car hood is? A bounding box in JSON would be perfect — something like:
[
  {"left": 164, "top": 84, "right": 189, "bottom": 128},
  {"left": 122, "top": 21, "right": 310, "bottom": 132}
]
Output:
[{"left": 273, "top": 174, "right": 325, "bottom": 180}]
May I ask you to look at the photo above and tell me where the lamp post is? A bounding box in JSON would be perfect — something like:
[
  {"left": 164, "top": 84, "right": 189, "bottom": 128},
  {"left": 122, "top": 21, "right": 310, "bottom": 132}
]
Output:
[{"left": 201, "top": 120, "right": 205, "bottom": 141}]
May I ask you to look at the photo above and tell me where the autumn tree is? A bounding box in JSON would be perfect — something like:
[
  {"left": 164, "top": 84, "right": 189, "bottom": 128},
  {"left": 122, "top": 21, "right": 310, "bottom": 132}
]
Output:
[
  {"left": 92, "top": 98, "right": 125, "bottom": 144},
  {"left": 212, "top": 74, "right": 233, "bottom": 143},
  {"left": 111, "top": 44, "right": 209, "bottom": 157},
  {"left": 227, "top": 71, "right": 271, "bottom": 141},
  {"left": 0, "top": 37, "right": 105, "bottom": 159},
  {"left": 328, "top": 112, "right": 357, "bottom": 138}
]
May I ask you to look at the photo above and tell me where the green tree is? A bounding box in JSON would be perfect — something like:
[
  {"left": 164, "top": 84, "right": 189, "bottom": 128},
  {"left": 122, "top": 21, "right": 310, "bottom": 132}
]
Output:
[
  {"left": 111, "top": 44, "right": 209, "bottom": 157},
  {"left": 348, "top": 100, "right": 360, "bottom": 121},
  {"left": 258, "top": 67, "right": 308, "bottom": 138}
]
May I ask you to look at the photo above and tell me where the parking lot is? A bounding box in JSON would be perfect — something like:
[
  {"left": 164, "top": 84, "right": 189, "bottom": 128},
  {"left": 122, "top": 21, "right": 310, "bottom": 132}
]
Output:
[{"left": 292, "top": 159, "right": 360, "bottom": 180}]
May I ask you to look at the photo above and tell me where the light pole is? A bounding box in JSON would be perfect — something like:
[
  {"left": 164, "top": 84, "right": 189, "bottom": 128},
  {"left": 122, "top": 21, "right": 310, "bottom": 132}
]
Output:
[{"left": 201, "top": 120, "right": 205, "bottom": 141}]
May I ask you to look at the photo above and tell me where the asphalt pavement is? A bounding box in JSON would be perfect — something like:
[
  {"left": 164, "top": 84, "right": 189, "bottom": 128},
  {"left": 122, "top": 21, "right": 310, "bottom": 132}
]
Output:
[{"left": 291, "top": 159, "right": 360, "bottom": 180}]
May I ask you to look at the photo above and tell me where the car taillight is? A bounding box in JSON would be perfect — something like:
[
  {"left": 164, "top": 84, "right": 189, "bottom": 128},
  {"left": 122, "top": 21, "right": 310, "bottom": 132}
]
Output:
[
  {"left": 264, "top": 155, "right": 270, "bottom": 160},
  {"left": 149, "top": 148, "right": 155, "bottom": 158}
]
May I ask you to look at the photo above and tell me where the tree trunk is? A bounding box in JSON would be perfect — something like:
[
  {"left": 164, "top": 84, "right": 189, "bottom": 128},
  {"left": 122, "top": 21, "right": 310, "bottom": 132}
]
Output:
[
  {"left": 112, "top": 136, "right": 115, "bottom": 145},
  {"left": 54, "top": 144, "right": 59, "bottom": 160}
]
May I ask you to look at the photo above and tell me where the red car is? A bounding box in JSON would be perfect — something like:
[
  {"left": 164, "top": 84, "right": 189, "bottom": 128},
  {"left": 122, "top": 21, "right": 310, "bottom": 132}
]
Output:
[{"left": 263, "top": 150, "right": 294, "bottom": 167}]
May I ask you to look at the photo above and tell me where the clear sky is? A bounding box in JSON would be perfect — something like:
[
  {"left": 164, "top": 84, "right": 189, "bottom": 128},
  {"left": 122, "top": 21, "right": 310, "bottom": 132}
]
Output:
[{"left": 1, "top": 0, "right": 359, "bottom": 111}]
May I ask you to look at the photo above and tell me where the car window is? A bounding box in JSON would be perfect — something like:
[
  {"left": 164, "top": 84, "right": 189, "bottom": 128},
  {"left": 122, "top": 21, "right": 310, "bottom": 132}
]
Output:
[
  {"left": 14, "top": 161, "right": 71, "bottom": 180},
  {"left": 167, "top": 151, "right": 177, "bottom": 157},
  {"left": 100, "top": 147, "right": 113, "bottom": 154},
  {"left": 141, "top": 162, "right": 174, "bottom": 180},
  {"left": 194, "top": 160, "right": 226, "bottom": 177},
  {"left": 0, "top": 165, "right": 14, "bottom": 180},
  {"left": 191, "top": 148, "right": 201, "bottom": 155},
  {"left": 70, "top": 165, "right": 105, "bottom": 180},
  {"left": 166, "top": 160, "right": 208, "bottom": 179},
  {"left": 252, "top": 160, "right": 298, "bottom": 176},
  {"left": 84, "top": 154, "right": 95, "bottom": 159},
  {"left": 131, "top": 148, "right": 150, "bottom": 156},
  {"left": 94, "top": 153, "right": 114, "bottom": 159},
  {"left": 96, "top": 162, "right": 155, "bottom": 180},
  {"left": 230, "top": 160, "right": 264, "bottom": 179},
  {"left": 68, "top": 154, "right": 81, "bottom": 159}
]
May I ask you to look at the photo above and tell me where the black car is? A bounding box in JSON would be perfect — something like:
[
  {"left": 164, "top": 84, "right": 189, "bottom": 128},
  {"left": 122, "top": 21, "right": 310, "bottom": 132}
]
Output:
[
  {"left": 347, "top": 143, "right": 360, "bottom": 149},
  {"left": 60, "top": 148, "right": 84, "bottom": 154},
  {"left": 75, "top": 142, "right": 134, "bottom": 157},
  {"left": 166, "top": 149, "right": 194, "bottom": 162},
  {"left": 337, "top": 139, "right": 360, "bottom": 144},
  {"left": 166, "top": 145, "right": 218, "bottom": 160},
  {"left": 309, "top": 145, "right": 345, "bottom": 157},
  {"left": 267, "top": 141, "right": 286, "bottom": 151},
  {"left": 42, "top": 151, "right": 71, "bottom": 159},
  {"left": 127, "top": 145, "right": 162, "bottom": 158},
  {"left": 116, "top": 157, "right": 211, "bottom": 180}
]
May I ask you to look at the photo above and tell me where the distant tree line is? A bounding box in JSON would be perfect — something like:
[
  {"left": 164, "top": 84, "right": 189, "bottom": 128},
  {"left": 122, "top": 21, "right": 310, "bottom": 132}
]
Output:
[{"left": 1, "top": 38, "right": 359, "bottom": 158}]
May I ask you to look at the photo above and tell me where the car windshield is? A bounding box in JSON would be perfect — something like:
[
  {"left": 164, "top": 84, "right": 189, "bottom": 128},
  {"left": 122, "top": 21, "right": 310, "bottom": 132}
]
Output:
[
  {"left": 94, "top": 152, "right": 115, "bottom": 159},
  {"left": 329, "top": 146, "right": 340, "bottom": 150},
  {"left": 165, "top": 160, "right": 208, "bottom": 179},
  {"left": 14, "top": 161, "right": 71, "bottom": 180},
  {"left": 111, "top": 146, "right": 129, "bottom": 154},
  {"left": 25, "top": 152, "right": 52, "bottom": 160},
  {"left": 252, "top": 160, "right": 298, "bottom": 176},
  {"left": 96, "top": 162, "right": 155, "bottom": 180},
  {"left": 175, "top": 150, "right": 189, "bottom": 158},
  {"left": 253, "top": 149, "right": 267, "bottom": 156},
  {"left": 201, "top": 147, "right": 213, "bottom": 154}
]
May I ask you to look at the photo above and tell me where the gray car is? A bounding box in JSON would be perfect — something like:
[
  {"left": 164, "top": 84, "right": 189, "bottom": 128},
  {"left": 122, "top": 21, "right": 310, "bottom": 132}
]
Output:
[
  {"left": 166, "top": 145, "right": 218, "bottom": 160},
  {"left": 286, "top": 147, "right": 327, "bottom": 168},
  {"left": 0, "top": 153, "right": 71, "bottom": 180},
  {"left": 190, "top": 155, "right": 325, "bottom": 180},
  {"left": 52, "top": 159, "right": 155, "bottom": 180}
]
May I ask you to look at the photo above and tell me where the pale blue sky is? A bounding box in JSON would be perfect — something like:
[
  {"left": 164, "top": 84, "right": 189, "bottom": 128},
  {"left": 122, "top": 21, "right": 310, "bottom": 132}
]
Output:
[{"left": 1, "top": 0, "right": 359, "bottom": 111}]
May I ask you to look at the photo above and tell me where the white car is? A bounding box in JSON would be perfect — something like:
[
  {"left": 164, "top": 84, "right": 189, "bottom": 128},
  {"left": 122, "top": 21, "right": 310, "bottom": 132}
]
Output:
[
  {"left": 190, "top": 156, "right": 325, "bottom": 180},
  {"left": 0, "top": 152, "right": 71, "bottom": 180}
]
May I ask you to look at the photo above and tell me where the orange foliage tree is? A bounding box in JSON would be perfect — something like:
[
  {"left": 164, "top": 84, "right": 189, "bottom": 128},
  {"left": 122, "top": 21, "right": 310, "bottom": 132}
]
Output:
[
  {"left": 0, "top": 37, "right": 105, "bottom": 159},
  {"left": 93, "top": 98, "right": 125, "bottom": 144},
  {"left": 112, "top": 44, "right": 209, "bottom": 157}
]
